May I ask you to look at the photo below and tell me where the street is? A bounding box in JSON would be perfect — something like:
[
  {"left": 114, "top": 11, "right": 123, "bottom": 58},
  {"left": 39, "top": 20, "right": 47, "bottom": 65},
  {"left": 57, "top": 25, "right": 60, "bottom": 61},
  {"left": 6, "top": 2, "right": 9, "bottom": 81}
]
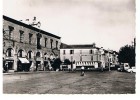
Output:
[{"left": 3, "top": 70, "right": 135, "bottom": 94}]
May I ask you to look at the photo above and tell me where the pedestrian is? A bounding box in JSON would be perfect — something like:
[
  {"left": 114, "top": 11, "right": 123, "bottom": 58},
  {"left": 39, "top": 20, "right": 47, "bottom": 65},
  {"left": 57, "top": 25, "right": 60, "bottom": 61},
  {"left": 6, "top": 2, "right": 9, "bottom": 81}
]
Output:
[
  {"left": 81, "top": 65, "right": 85, "bottom": 76},
  {"left": 5, "top": 63, "right": 8, "bottom": 72},
  {"left": 73, "top": 60, "right": 76, "bottom": 72},
  {"left": 48, "top": 61, "right": 52, "bottom": 71},
  {"left": 68, "top": 64, "right": 71, "bottom": 72}
]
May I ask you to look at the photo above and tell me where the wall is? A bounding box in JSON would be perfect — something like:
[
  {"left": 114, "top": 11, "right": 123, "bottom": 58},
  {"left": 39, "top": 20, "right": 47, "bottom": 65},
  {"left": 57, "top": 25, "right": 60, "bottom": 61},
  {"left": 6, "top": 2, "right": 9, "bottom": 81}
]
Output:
[
  {"left": 3, "top": 17, "right": 61, "bottom": 71},
  {"left": 60, "top": 48, "right": 100, "bottom": 62}
]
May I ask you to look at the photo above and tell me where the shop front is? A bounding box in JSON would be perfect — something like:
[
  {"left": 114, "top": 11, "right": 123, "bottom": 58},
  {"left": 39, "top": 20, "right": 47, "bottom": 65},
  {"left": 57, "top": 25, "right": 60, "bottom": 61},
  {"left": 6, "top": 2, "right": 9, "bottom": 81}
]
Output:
[
  {"left": 36, "top": 57, "right": 43, "bottom": 71},
  {"left": 44, "top": 61, "right": 48, "bottom": 71},
  {"left": 5, "top": 57, "right": 14, "bottom": 70},
  {"left": 17, "top": 57, "right": 30, "bottom": 71}
]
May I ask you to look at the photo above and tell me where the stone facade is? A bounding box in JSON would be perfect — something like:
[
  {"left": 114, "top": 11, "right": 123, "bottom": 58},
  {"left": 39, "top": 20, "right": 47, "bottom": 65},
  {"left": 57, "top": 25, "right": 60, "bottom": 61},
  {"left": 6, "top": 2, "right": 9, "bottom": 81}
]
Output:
[{"left": 3, "top": 15, "right": 61, "bottom": 72}]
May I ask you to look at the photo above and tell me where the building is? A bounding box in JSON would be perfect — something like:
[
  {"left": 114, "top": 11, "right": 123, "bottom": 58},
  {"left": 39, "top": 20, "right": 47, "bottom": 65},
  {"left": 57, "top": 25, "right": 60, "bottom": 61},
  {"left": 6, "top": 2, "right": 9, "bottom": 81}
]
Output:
[
  {"left": 60, "top": 43, "right": 118, "bottom": 70},
  {"left": 3, "top": 15, "right": 61, "bottom": 72}
]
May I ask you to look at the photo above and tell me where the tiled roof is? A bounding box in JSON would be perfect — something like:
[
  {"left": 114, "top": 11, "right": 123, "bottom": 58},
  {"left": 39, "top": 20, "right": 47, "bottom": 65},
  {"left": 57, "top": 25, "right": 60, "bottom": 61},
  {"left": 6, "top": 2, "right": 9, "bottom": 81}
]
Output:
[
  {"left": 3, "top": 15, "right": 61, "bottom": 39},
  {"left": 60, "top": 43, "right": 99, "bottom": 49}
]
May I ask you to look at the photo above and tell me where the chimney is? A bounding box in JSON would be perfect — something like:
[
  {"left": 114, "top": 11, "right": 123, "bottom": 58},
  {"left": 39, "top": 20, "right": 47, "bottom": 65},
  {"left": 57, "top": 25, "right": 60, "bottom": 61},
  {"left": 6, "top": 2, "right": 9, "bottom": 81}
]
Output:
[
  {"left": 25, "top": 19, "right": 30, "bottom": 25},
  {"left": 93, "top": 42, "right": 96, "bottom": 47}
]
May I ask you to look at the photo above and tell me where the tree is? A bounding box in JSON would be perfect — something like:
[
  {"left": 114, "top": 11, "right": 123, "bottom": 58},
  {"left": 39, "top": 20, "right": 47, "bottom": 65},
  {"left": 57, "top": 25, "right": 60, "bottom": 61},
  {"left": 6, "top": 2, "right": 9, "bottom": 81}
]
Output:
[
  {"left": 52, "top": 58, "right": 62, "bottom": 71},
  {"left": 118, "top": 45, "right": 135, "bottom": 67},
  {"left": 64, "top": 59, "right": 71, "bottom": 65}
]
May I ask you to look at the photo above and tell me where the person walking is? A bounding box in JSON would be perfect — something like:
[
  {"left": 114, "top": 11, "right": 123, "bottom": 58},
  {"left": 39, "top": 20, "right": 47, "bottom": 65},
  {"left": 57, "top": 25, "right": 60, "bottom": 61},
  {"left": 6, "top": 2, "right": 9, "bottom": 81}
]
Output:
[
  {"left": 5, "top": 63, "right": 8, "bottom": 72},
  {"left": 81, "top": 65, "right": 85, "bottom": 76},
  {"left": 73, "top": 60, "right": 76, "bottom": 72},
  {"left": 68, "top": 64, "right": 71, "bottom": 72}
]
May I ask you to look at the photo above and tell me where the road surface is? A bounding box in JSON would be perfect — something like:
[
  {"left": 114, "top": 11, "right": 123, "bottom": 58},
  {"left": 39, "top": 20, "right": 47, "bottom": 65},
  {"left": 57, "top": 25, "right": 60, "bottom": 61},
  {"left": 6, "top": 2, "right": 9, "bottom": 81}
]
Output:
[{"left": 3, "top": 70, "right": 135, "bottom": 94}]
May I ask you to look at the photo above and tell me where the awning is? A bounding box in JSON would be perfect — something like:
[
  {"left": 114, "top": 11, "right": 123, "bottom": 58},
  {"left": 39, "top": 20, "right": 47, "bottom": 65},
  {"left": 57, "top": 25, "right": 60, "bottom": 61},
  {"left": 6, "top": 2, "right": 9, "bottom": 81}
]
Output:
[
  {"left": 5, "top": 57, "right": 14, "bottom": 61},
  {"left": 19, "top": 58, "right": 29, "bottom": 63}
]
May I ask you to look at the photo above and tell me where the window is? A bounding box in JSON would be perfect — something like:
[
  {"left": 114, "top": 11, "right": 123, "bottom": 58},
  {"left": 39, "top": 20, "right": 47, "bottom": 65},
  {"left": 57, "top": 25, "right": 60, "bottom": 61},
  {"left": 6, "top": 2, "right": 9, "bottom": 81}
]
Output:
[
  {"left": 7, "top": 48, "right": 12, "bottom": 57},
  {"left": 80, "top": 50, "right": 82, "bottom": 54},
  {"left": 3, "top": 42, "right": 5, "bottom": 47},
  {"left": 37, "top": 33, "right": 42, "bottom": 49},
  {"left": 50, "top": 39, "right": 53, "bottom": 49},
  {"left": 80, "top": 56, "right": 82, "bottom": 61},
  {"left": 19, "top": 30, "right": 24, "bottom": 43},
  {"left": 28, "top": 51, "right": 32, "bottom": 59},
  {"left": 63, "top": 50, "right": 65, "bottom": 55},
  {"left": 95, "top": 50, "right": 98, "bottom": 54},
  {"left": 13, "top": 41, "right": 15, "bottom": 47},
  {"left": 91, "top": 56, "right": 93, "bottom": 61},
  {"left": 36, "top": 52, "right": 40, "bottom": 57},
  {"left": 44, "top": 53, "right": 47, "bottom": 60},
  {"left": 8, "top": 26, "right": 14, "bottom": 40},
  {"left": 89, "top": 49, "right": 92, "bottom": 54},
  {"left": 70, "top": 50, "right": 74, "bottom": 54},
  {"left": 3, "top": 29, "right": 5, "bottom": 36},
  {"left": 19, "top": 50, "right": 23, "bottom": 57},
  {"left": 29, "top": 33, "right": 33, "bottom": 44},
  {"left": 56, "top": 41, "right": 58, "bottom": 49},
  {"left": 45, "top": 38, "right": 47, "bottom": 47}
]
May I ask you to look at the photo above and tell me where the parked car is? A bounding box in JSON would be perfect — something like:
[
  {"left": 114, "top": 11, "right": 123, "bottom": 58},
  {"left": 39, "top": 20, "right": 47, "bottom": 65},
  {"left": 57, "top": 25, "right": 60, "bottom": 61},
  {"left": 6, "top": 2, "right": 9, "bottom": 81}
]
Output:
[
  {"left": 117, "top": 67, "right": 124, "bottom": 72},
  {"left": 117, "top": 63, "right": 130, "bottom": 72},
  {"left": 127, "top": 67, "right": 136, "bottom": 73}
]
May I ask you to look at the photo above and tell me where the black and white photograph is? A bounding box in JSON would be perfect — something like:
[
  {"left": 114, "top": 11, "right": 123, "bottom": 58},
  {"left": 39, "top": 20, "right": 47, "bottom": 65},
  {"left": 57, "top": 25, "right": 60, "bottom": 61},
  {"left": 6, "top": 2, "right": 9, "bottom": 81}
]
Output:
[{"left": 2, "top": 0, "right": 137, "bottom": 95}]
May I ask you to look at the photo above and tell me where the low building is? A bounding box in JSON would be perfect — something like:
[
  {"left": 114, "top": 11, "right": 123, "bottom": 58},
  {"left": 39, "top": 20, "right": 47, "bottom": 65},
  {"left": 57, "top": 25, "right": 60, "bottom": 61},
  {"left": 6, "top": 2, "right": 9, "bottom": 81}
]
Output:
[
  {"left": 60, "top": 43, "right": 118, "bottom": 70},
  {"left": 3, "top": 15, "right": 61, "bottom": 72}
]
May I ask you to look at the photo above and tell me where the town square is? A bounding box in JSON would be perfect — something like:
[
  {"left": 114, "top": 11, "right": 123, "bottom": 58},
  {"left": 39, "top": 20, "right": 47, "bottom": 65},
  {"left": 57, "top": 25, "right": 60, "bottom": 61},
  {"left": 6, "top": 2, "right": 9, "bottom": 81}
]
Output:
[
  {"left": 3, "top": 70, "right": 135, "bottom": 94},
  {"left": 2, "top": 0, "right": 136, "bottom": 94}
]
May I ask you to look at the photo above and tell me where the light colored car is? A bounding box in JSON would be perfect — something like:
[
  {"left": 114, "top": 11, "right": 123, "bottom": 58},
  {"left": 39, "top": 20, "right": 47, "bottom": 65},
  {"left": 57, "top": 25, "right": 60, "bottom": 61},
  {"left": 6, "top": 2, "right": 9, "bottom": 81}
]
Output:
[
  {"left": 127, "top": 67, "right": 136, "bottom": 73},
  {"left": 117, "top": 63, "right": 130, "bottom": 72}
]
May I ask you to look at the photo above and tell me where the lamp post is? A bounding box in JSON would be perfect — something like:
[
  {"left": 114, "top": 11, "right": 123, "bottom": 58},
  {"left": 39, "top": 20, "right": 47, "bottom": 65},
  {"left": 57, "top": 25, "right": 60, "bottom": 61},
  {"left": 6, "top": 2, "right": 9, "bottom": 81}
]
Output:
[
  {"left": 100, "top": 47, "right": 104, "bottom": 72},
  {"left": 109, "top": 57, "right": 111, "bottom": 71},
  {"left": 108, "top": 52, "right": 111, "bottom": 72}
]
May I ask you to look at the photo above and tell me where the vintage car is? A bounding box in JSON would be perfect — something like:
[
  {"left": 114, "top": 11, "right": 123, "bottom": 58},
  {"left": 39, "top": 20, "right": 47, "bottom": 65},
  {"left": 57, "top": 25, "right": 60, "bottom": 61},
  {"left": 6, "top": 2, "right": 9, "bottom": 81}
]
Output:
[{"left": 127, "top": 67, "right": 136, "bottom": 73}]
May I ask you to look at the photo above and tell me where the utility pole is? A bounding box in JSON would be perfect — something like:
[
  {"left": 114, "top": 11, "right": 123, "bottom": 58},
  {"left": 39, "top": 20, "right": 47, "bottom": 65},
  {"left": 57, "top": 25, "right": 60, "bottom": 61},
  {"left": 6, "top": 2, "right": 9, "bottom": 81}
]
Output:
[{"left": 108, "top": 53, "right": 111, "bottom": 71}]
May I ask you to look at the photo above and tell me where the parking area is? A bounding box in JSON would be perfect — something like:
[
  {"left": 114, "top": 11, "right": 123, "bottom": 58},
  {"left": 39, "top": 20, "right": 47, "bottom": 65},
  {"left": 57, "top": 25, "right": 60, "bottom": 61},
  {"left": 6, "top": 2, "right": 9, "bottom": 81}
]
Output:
[{"left": 3, "top": 70, "right": 135, "bottom": 94}]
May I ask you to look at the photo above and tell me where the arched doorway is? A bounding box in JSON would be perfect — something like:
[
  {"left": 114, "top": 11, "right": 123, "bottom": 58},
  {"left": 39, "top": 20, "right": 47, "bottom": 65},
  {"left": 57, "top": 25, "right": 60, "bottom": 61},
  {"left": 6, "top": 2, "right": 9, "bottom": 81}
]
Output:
[
  {"left": 44, "top": 53, "right": 49, "bottom": 71},
  {"left": 5, "top": 48, "right": 14, "bottom": 71},
  {"left": 27, "top": 51, "right": 34, "bottom": 71},
  {"left": 36, "top": 51, "right": 42, "bottom": 71},
  {"left": 17, "top": 49, "right": 29, "bottom": 71}
]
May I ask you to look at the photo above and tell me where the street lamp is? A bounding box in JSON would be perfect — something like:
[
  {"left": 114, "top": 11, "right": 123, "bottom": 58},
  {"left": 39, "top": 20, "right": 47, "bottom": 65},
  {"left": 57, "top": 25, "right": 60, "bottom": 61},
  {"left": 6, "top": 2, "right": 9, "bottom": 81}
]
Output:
[
  {"left": 100, "top": 47, "right": 104, "bottom": 72},
  {"left": 108, "top": 52, "right": 111, "bottom": 71}
]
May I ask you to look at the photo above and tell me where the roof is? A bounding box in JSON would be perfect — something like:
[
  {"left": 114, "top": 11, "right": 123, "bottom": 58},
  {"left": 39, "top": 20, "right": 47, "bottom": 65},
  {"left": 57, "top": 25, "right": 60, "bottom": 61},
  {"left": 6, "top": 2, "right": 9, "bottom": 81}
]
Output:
[
  {"left": 3, "top": 15, "right": 61, "bottom": 39},
  {"left": 60, "top": 43, "right": 118, "bottom": 54},
  {"left": 60, "top": 43, "right": 100, "bottom": 49}
]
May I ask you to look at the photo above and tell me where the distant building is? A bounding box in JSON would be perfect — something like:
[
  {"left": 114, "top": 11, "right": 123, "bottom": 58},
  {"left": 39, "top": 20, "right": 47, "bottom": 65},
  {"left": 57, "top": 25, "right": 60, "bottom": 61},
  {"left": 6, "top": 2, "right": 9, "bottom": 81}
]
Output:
[
  {"left": 3, "top": 15, "right": 61, "bottom": 72},
  {"left": 60, "top": 43, "right": 118, "bottom": 70}
]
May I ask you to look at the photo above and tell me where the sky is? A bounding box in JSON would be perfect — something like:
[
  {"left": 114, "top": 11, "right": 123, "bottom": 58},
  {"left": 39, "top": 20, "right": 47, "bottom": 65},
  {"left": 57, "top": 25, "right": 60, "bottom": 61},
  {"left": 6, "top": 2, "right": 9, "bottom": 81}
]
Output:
[{"left": 3, "top": 0, "right": 135, "bottom": 51}]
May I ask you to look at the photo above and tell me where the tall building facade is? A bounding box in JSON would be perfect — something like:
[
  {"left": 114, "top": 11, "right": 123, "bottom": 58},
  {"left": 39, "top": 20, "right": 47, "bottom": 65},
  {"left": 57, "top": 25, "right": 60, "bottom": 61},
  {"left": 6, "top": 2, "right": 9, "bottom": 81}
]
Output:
[
  {"left": 3, "top": 15, "right": 61, "bottom": 72},
  {"left": 60, "top": 43, "right": 118, "bottom": 69}
]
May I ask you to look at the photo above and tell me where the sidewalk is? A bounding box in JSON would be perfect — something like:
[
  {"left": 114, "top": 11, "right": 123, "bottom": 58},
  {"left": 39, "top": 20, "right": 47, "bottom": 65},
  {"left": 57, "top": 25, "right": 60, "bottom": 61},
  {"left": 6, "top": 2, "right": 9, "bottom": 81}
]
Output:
[{"left": 3, "top": 70, "right": 57, "bottom": 75}]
